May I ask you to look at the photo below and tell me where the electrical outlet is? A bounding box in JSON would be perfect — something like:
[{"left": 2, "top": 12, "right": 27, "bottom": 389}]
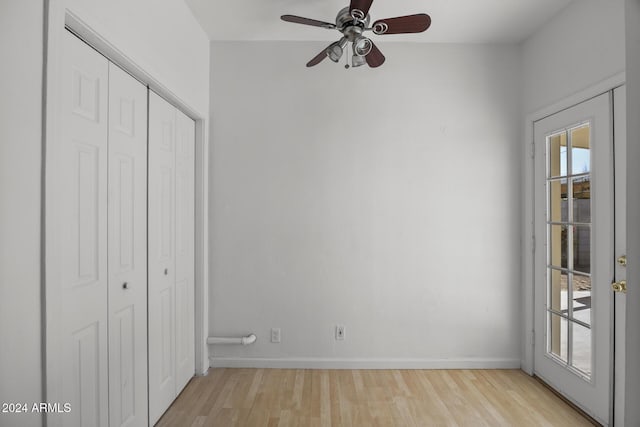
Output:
[
  {"left": 336, "top": 325, "right": 345, "bottom": 341},
  {"left": 271, "top": 328, "right": 281, "bottom": 343}
]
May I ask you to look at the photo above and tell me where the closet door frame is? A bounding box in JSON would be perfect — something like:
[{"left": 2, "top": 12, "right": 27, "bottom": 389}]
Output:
[{"left": 44, "top": 6, "right": 210, "bottom": 427}]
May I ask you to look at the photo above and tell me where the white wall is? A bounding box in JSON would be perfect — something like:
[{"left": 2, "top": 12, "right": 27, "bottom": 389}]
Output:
[
  {"left": 521, "top": 0, "right": 626, "bottom": 114},
  {"left": 64, "top": 0, "right": 210, "bottom": 116},
  {"left": 208, "top": 41, "right": 522, "bottom": 367},
  {"left": 625, "top": 1, "right": 640, "bottom": 424},
  {"left": 0, "top": 1, "right": 44, "bottom": 426}
]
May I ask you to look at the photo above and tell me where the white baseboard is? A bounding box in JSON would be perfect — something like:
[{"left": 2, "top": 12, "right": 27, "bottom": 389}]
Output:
[{"left": 208, "top": 356, "right": 521, "bottom": 370}]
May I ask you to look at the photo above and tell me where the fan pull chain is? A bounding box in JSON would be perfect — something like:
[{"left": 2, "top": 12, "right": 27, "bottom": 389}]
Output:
[{"left": 345, "top": 43, "right": 350, "bottom": 69}]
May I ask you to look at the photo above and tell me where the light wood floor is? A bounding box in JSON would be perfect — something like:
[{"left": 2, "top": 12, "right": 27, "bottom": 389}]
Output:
[{"left": 156, "top": 369, "right": 595, "bottom": 427}]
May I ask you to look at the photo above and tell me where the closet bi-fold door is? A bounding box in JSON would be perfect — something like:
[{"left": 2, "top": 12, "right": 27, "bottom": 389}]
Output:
[
  {"left": 148, "top": 91, "right": 177, "bottom": 425},
  {"left": 148, "top": 92, "right": 196, "bottom": 424},
  {"left": 107, "top": 63, "right": 148, "bottom": 427},
  {"left": 175, "top": 110, "right": 195, "bottom": 393},
  {"left": 56, "top": 30, "right": 109, "bottom": 427}
]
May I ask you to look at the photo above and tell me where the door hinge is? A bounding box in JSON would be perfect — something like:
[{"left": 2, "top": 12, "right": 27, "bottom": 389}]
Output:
[
  {"left": 532, "top": 235, "right": 536, "bottom": 253},
  {"left": 531, "top": 141, "right": 535, "bottom": 159}
]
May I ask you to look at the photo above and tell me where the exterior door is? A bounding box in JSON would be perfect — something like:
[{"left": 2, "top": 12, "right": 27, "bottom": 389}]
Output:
[
  {"left": 107, "top": 63, "right": 148, "bottom": 427},
  {"left": 148, "top": 91, "right": 177, "bottom": 425},
  {"left": 54, "top": 30, "right": 110, "bottom": 427},
  {"left": 533, "top": 92, "right": 614, "bottom": 425}
]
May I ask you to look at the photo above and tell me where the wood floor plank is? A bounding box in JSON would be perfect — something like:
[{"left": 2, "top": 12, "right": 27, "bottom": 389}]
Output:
[{"left": 155, "top": 369, "right": 595, "bottom": 426}]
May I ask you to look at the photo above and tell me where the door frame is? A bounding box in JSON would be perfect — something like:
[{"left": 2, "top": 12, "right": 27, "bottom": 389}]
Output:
[
  {"left": 532, "top": 92, "right": 614, "bottom": 425},
  {"left": 612, "top": 86, "right": 627, "bottom": 427},
  {"left": 521, "top": 73, "right": 625, "bottom": 422},
  {"left": 43, "top": 1, "right": 210, "bottom": 421}
]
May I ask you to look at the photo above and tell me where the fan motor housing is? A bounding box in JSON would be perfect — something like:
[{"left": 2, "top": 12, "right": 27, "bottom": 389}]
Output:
[
  {"left": 336, "top": 7, "right": 370, "bottom": 41},
  {"left": 343, "top": 25, "right": 365, "bottom": 42}
]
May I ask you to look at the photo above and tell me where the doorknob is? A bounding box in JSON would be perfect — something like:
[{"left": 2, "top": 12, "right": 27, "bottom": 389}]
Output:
[
  {"left": 617, "top": 255, "right": 627, "bottom": 267},
  {"left": 612, "top": 280, "right": 627, "bottom": 293},
  {"left": 122, "top": 282, "right": 129, "bottom": 290}
]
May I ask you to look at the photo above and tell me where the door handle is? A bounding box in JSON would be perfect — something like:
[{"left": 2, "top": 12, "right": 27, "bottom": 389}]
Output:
[
  {"left": 612, "top": 280, "right": 627, "bottom": 293},
  {"left": 122, "top": 282, "right": 129, "bottom": 290}
]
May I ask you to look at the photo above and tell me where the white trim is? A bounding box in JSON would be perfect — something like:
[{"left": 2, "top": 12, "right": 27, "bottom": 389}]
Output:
[
  {"left": 209, "top": 357, "right": 522, "bottom": 370},
  {"left": 43, "top": 3, "right": 210, "bottom": 418},
  {"left": 521, "top": 72, "right": 626, "bottom": 376},
  {"left": 194, "top": 118, "right": 210, "bottom": 376},
  {"left": 526, "top": 73, "right": 626, "bottom": 124},
  {"left": 43, "top": 1, "right": 66, "bottom": 419},
  {"left": 613, "top": 85, "right": 627, "bottom": 427}
]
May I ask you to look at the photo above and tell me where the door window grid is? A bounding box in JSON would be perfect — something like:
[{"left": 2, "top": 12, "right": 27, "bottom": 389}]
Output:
[{"left": 545, "top": 123, "right": 593, "bottom": 379}]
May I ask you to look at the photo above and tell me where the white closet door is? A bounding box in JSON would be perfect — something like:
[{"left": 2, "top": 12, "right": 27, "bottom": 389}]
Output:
[
  {"left": 148, "top": 91, "right": 177, "bottom": 425},
  {"left": 58, "top": 30, "right": 109, "bottom": 427},
  {"left": 107, "top": 63, "right": 148, "bottom": 427},
  {"left": 175, "top": 110, "right": 195, "bottom": 392}
]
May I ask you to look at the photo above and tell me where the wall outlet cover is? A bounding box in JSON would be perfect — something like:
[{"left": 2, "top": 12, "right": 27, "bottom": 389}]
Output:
[{"left": 271, "top": 328, "right": 281, "bottom": 343}]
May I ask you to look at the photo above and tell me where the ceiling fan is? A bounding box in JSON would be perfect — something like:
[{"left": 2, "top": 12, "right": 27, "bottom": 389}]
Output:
[{"left": 281, "top": 0, "right": 431, "bottom": 69}]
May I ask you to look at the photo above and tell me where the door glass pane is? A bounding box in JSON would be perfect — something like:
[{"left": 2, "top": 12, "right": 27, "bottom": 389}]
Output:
[
  {"left": 571, "top": 125, "right": 591, "bottom": 175},
  {"left": 548, "top": 313, "right": 568, "bottom": 363},
  {"left": 549, "top": 179, "right": 568, "bottom": 223},
  {"left": 572, "top": 322, "right": 592, "bottom": 375},
  {"left": 544, "top": 119, "right": 596, "bottom": 382},
  {"left": 572, "top": 177, "right": 591, "bottom": 223},
  {"left": 548, "top": 268, "right": 568, "bottom": 312},
  {"left": 572, "top": 274, "right": 591, "bottom": 326},
  {"left": 573, "top": 226, "right": 591, "bottom": 274},
  {"left": 547, "top": 123, "right": 592, "bottom": 384},
  {"left": 549, "top": 225, "right": 567, "bottom": 269},
  {"left": 549, "top": 132, "right": 568, "bottom": 178}
]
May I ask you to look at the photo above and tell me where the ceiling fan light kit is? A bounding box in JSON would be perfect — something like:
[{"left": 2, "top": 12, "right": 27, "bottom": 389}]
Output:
[
  {"left": 352, "top": 54, "right": 367, "bottom": 67},
  {"left": 327, "top": 37, "right": 349, "bottom": 62},
  {"left": 353, "top": 37, "right": 373, "bottom": 57},
  {"left": 281, "top": 0, "right": 431, "bottom": 69}
]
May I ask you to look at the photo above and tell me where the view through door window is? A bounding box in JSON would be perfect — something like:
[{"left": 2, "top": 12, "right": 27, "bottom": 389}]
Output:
[{"left": 547, "top": 123, "right": 592, "bottom": 378}]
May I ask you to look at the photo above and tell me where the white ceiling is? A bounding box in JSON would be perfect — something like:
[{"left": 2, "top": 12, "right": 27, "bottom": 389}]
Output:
[{"left": 185, "top": 0, "right": 574, "bottom": 44}]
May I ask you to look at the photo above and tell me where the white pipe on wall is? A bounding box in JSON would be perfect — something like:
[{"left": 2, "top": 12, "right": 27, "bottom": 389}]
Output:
[{"left": 207, "top": 334, "right": 257, "bottom": 345}]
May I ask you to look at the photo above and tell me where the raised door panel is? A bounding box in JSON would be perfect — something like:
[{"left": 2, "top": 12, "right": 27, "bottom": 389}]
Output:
[
  {"left": 70, "top": 323, "right": 102, "bottom": 427},
  {"left": 58, "top": 30, "right": 109, "bottom": 427},
  {"left": 148, "top": 91, "right": 177, "bottom": 425},
  {"left": 107, "top": 63, "right": 148, "bottom": 427},
  {"left": 175, "top": 111, "right": 195, "bottom": 393}
]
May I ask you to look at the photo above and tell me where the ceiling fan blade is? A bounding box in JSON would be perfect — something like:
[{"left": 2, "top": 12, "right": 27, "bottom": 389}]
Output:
[
  {"left": 365, "top": 42, "right": 385, "bottom": 68},
  {"left": 306, "top": 48, "right": 329, "bottom": 67},
  {"left": 372, "top": 14, "right": 431, "bottom": 35},
  {"left": 350, "top": 0, "right": 374, "bottom": 17},
  {"left": 281, "top": 15, "right": 336, "bottom": 29}
]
